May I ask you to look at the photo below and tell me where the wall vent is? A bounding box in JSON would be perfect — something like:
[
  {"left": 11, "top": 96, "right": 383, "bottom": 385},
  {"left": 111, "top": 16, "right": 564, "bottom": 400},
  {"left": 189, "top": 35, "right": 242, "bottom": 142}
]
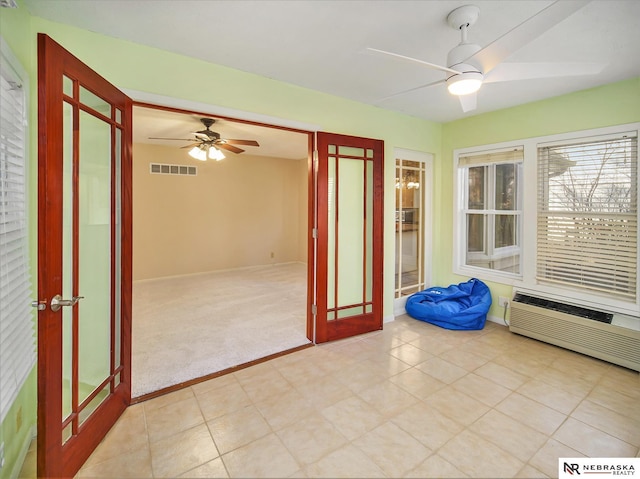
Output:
[
  {"left": 150, "top": 163, "right": 197, "bottom": 176},
  {"left": 509, "top": 292, "right": 640, "bottom": 371}
]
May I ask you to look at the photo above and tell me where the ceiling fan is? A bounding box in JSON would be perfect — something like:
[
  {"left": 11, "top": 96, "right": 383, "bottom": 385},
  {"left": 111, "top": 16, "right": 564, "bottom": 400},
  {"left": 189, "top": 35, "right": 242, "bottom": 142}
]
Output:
[
  {"left": 368, "top": 0, "right": 604, "bottom": 113},
  {"left": 149, "top": 118, "right": 260, "bottom": 161}
]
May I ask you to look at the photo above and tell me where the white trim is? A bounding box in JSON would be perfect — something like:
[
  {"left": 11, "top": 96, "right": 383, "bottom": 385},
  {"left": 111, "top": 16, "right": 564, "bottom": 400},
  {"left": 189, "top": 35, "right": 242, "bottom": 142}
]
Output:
[
  {"left": 6, "top": 425, "right": 35, "bottom": 479},
  {"left": 487, "top": 314, "right": 509, "bottom": 327},
  {"left": 393, "top": 295, "right": 408, "bottom": 317},
  {"left": 393, "top": 148, "right": 434, "bottom": 314},
  {"left": 383, "top": 314, "right": 395, "bottom": 324},
  {"left": 122, "top": 88, "right": 321, "bottom": 133}
]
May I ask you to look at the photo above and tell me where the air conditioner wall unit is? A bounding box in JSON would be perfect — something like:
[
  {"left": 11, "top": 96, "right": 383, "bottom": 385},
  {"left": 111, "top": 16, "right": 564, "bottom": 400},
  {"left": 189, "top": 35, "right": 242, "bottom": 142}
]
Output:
[{"left": 509, "top": 291, "right": 640, "bottom": 372}]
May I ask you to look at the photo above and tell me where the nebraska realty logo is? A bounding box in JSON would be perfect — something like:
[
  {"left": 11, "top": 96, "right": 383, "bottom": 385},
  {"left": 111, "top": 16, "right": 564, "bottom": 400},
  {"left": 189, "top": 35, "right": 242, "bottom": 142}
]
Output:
[{"left": 560, "top": 458, "right": 639, "bottom": 477}]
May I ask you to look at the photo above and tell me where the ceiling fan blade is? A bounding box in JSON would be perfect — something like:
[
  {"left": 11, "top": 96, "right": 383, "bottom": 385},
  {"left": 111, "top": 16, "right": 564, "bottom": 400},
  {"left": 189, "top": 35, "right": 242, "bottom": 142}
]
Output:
[
  {"left": 468, "top": 0, "right": 591, "bottom": 74},
  {"left": 484, "top": 61, "right": 605, "bottom": 83},
  {"left": 216, "top": 143, "right": 245, "bottom": 154},
  {"left": 458, "top": 92, "right": 477, "bottom": 113},
  {"left": 366, "top": 47, "right": 459, "bottom": 75},
  {"left": 148, "top": 137, "right": 194, "bottom": 141},
  {"left": 179, "top": 143, "right": 200, "bottom": 149},
  {"left": 224, "top": 139, "right": 260, "bottom": 147},
  {"left": 376, "top": 79, "right": 446, "bottom": 104}
]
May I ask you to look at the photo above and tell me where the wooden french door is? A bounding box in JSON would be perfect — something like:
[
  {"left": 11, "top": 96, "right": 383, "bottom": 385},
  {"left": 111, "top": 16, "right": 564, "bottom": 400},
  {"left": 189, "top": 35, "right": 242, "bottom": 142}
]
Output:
[
  {"left": 315, "top": 132, "right": 384, "bottom": 342},
  {"left": 36, "top": 34, "right": 132, "bottom": 478}
]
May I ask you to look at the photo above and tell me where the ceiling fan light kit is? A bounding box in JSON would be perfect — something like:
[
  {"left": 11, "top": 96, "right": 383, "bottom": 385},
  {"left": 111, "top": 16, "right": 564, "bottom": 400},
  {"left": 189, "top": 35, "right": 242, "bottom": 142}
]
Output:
[
  {"left": 188, "top": 145, "right": 207, "bottom": 161},
  {"left": 208, "top": 145, "right": 225, "bottom": 161},
  {"left": 188, "top": 144, "right": 226, "bottom": 161},
  {"left": 446, "top": 70, "right": 483, "bottom": 95}
]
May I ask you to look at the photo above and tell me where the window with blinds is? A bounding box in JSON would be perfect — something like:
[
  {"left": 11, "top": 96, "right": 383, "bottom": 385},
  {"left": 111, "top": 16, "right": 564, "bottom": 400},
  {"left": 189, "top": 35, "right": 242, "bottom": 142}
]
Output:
[
  {"left": 0, "top": 38, "right": 35, "bottom": 423},
  {"left": 458, "top": 147, "right": 523, "bottom": 277},
  {"left": 537, "top": 133, "right": 638, "bottom": 300}
]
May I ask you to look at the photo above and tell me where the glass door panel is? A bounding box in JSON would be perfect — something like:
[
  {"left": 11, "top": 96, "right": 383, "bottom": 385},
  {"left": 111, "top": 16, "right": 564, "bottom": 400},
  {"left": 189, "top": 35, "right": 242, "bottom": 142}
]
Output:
[
  {"left": 395, "top": 159, "right": 427, "bottom": 297},
  {"left": 335, "top": 157, "right": 365, "bottom": 311},
  {"left": 77, "top": 109, "right": 112, "bottom": 422},
  {"left": 61, "top": 100, "right": 73, "bottom": 428},
  {"left": 316, "top": 132, "right": 383, "bottom": 342}
]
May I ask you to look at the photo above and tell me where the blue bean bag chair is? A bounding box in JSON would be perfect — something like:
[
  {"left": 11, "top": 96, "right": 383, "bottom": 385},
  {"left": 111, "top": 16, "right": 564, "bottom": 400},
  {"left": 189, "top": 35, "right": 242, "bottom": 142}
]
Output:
[{"left": 405, "top": 278, "right": 492, "bottom": 330}]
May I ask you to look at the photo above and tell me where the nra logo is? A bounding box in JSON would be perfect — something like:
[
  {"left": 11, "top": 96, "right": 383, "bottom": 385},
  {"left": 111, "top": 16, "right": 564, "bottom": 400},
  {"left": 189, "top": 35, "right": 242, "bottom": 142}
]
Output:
[
  {"left": 564, "top": 462, "right": 580, "bottom": 475},
  {"left": 560, "top": 458, "right": 638, "bottom": 478}
]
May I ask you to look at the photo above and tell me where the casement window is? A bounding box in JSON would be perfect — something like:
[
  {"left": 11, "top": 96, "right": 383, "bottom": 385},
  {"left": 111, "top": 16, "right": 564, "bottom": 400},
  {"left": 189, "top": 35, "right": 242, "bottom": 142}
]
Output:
[
  {"left": 537, "top": 133, "right": 638, "bottom": 300},
  {"left": 456, "top": 148, "right": 523, "bottom": 279},
  {"left": 0, "top": 38, "right": 35, "bottom": 422}
]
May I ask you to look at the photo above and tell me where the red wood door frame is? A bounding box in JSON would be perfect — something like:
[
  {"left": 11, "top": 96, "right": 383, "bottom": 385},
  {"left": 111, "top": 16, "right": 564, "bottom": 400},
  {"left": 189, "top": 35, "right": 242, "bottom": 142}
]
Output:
[
  {"left": 315, "top": 132, "right": 384, "bottom": 342},
  {"left": 37, "top": 34, "right": 132, "bottom": 478}
]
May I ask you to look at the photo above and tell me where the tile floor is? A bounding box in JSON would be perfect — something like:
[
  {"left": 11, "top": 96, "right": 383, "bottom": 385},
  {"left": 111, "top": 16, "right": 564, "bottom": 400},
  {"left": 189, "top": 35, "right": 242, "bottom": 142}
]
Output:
[{"left": 19, "top": 315, "right": 640, "bottom": 478}]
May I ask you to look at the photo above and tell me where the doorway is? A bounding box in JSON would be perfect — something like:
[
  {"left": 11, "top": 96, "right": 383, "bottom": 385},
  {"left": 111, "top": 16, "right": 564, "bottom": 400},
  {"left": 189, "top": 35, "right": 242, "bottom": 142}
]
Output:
[
  {"left": 36, "top": 34, "right": 386, "bottom": 476},
  {"left": 130, "top": 104, "right": 312, "bottom": 398},
  {"left": 394, "top": 148, "right": 433, "bottom": 315}
]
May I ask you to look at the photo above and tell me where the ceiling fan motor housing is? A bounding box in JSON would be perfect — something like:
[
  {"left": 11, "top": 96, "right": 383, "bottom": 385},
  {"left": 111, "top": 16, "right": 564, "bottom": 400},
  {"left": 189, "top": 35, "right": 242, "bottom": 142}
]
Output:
[{"left": 447, "top": 42, "right": 482, "bottom": 73}]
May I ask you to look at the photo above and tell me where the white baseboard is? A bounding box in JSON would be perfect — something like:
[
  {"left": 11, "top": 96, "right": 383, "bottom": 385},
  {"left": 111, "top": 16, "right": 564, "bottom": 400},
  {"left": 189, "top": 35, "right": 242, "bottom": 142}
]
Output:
[
  {"left": 392, "top": 311, "right": 508, "bottom": 329},
  {"left": 487, "top": 314, "right": 509, "bottom": 327},
  {"left": 9, "top": 425, "right": 35, "bottom": 479}
]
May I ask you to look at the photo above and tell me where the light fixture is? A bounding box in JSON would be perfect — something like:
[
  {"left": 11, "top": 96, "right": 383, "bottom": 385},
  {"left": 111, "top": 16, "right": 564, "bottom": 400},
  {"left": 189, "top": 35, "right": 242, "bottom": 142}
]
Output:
[
  {"left": 188, "top": 146, "right": 207, "bottom": 161},
  {"left": 188, "top": 144, "right": 226, "bottom": 161},
  {"left": 446, "top": 69, "right": 483, "bottom": 96},
  {"left": 208, "top": 146, "right": 225, "bottom": 161}
]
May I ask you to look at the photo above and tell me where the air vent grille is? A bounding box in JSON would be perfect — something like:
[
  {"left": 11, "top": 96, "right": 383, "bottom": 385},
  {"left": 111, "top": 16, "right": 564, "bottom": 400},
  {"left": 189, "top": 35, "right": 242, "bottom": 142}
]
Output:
[
  {"left": 510, "top": 298, "right": 640, "bottom": 372},
  {"left": 150, "top": 163, "right": 197, "bottom": 176},
  {"left": 513, "top": 293, "right": 612, "bottom": 323}
]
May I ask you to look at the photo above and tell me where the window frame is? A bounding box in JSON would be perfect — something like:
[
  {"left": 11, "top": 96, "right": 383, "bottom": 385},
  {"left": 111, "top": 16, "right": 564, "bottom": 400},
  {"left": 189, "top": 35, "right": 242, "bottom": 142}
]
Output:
[
  {"left": 454, "top": 145, "right": 524, "bottom": 283},
  {"left": 453, "top": 123, "right": 640, "bottom": 317}
]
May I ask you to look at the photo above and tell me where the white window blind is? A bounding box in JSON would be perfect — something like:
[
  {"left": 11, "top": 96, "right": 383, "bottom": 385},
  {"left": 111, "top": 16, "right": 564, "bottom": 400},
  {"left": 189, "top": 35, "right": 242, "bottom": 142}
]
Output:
[
  {"left": 459, "top": 147, "right": 524, "bottom": 167},
  {"left": 0, "top": 39, "right": 35, "bottom": 423},
  {"left": 537, "top": 133, "right": 638, "bottom": 299}
]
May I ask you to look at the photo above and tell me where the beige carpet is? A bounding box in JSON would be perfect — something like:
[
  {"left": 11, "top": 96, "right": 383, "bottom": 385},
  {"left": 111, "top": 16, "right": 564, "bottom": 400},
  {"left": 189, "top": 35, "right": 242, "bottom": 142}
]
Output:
[{"left": 132, "top": 262, "right": 310, "bottom": 397}]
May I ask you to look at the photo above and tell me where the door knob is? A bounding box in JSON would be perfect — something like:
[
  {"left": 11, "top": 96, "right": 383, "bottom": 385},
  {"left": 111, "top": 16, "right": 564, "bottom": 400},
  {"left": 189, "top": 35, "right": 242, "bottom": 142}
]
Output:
[{"left": 50, "top": 294, "right": 84, "bottom": 312}]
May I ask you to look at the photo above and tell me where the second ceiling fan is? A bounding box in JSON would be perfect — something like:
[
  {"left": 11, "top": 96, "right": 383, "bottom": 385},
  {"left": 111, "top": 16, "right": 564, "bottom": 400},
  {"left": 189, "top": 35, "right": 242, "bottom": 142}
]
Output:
[{"left": 150, "top": 117, "right": 260, "bottom": 161}]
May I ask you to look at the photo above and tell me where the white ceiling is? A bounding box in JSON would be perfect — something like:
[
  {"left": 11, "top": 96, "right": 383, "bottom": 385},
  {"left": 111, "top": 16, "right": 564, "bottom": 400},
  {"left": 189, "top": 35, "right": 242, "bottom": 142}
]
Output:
[{"left": 23, "top": 0, "right": 640, "bottom": 126}]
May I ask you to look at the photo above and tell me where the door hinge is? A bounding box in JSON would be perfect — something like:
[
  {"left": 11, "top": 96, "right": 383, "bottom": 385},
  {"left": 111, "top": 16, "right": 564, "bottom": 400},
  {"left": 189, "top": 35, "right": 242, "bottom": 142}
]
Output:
[
  {"left": 311, "top": 304, "right": 317, "bottom": 315},
  {"left": 312, "top": 228, "right": 318, "bottom": 238},
  {"left": 313, "top": 150, "right": 318, "bottom": 162}
]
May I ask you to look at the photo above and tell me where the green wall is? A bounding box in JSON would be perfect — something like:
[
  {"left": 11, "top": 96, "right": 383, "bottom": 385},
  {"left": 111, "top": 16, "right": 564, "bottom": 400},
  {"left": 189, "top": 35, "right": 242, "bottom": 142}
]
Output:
[{"left": 439, "top": 77, "right": 640, "bottom": 321}]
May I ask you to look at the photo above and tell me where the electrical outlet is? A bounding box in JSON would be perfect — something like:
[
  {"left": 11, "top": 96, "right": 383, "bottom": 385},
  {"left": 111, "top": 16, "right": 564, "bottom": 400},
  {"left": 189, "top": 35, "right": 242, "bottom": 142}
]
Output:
[{"left": 498, "top": 296, "right": 510, "bottom": 308}]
